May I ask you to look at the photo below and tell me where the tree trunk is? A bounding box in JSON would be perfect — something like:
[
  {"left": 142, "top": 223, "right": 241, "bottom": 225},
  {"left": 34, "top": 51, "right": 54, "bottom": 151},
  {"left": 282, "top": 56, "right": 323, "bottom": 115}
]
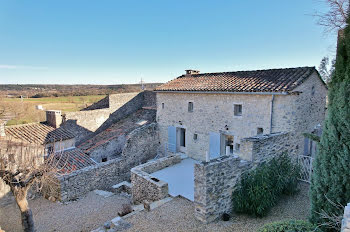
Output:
[{"left": 13, "top": 187, "right": 35, "bottom": 232}]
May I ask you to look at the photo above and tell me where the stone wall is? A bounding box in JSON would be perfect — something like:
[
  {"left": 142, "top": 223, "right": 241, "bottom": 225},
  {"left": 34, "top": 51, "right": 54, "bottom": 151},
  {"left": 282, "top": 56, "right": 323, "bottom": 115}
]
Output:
[
  {"left": 272, "top": 72, "right": 328, "bottom": 156},
  {"left": 57, "top": 157, "right": 128, "bottom": 201},
  {"left": 342, "top": 203, "right": 350, "bottom": 232},
  {"left": 194, "top": 155, "right": 251, "bottom": 222},
  {"left": 194, "top": 132, "right": 291, "bottom": 223},
  {"left": 53, "top": 123, "right": 159, "bottom": 201},
  {"left": 95, "top": 91, "right": 153, "bottom": 135},
  {"left": 81, "top": 95, "right": 109, "bottom": 111},
  {"left": 240, "top": 132, "right": 294, "bottom": 163},
  {"left": 131, "top": 154, "right": 181, "bottom": 204},
  {"left": 61, "top": 91, "right": 156, "bottom": 144}
]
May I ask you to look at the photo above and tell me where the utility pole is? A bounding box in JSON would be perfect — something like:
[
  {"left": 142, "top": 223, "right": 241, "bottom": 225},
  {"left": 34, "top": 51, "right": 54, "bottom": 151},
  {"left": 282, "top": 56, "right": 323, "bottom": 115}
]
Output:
[{"left": 140, "top": 77, "right": 145, "bottom": 90}]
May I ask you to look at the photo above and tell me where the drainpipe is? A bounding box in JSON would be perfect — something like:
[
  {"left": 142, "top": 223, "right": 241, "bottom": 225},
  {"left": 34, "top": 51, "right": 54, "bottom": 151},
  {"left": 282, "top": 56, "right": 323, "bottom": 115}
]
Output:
[{"left": 270, "top": 95, "right": 275, "bottom": 133}]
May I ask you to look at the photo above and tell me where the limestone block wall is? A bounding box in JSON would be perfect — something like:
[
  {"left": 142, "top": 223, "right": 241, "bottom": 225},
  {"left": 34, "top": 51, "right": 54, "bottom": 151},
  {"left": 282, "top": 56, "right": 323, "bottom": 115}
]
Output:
[
  {"left": 342, "top": 203, "right": 350, "bottom": 232},
  {"left": 94, "top": 91, "right": 156, "bottom": 135},
  {"left": 61, "top": 91, "right": 156, "bottom": 144},
  {"left": 131, "top": 154, "right": 181, "bottom": 204},
  {"left": 57, "top": 157, "right": 127, "bottom": 201},
  {"left": 194, "top": 155, "right": 251, "bottom": 222},
  {"left": 108, "top": 92, "right": 140, "bottom": 110},
  {"left": 240, "top": 132, "right": 294, "bottom": 163},
  {"left": 122, "top": 123, "right": 159, "bottom": 168},
  {"left": 272, "top": 72, "right": 327, "bottom": 156},
  {"left": 52, "top": 123, "right": 159, "bottom": 201},
  {"left": 194, "top": 132, "right": 291, "bottom": 223},
  {"left": 157, "top": 92, "right": 274, "bottom": 161}
]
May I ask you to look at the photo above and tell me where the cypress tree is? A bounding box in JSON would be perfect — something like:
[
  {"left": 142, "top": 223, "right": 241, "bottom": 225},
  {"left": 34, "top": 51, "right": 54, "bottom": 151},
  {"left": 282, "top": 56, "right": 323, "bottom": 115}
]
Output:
[{"left": 310, "top": 17, "right": 350, "bottom": 231}]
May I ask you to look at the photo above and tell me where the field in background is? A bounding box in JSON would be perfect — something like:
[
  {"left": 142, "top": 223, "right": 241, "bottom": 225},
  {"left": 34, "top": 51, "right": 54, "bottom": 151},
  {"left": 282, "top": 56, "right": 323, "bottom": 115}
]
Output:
[{"left": 0, "top": 95, "right": 106, "bottom": 126}]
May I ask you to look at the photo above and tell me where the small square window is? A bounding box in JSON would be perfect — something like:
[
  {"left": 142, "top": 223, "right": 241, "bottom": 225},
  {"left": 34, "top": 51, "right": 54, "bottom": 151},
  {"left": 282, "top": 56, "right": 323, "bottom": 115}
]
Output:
[
  {"left": 188, "top": 102, "right": 194, "bottom": 112},
  {"left": 162, "top": 103, "right": 165, "bottom": 109},
  {"left": 257, "top": 127, "right": 264, "bottom": 135},
  {"left": 234, "top": 104, "right": 242, "bottom": 116},
  {"left": 102, "top": 157, "right": 108, "bottom": 162},
  {"left": 235, "top": 143, "right": 240, "bottom": 151},
  {"left": 193, "top": 133, "right": 198, "bottom": 140}
]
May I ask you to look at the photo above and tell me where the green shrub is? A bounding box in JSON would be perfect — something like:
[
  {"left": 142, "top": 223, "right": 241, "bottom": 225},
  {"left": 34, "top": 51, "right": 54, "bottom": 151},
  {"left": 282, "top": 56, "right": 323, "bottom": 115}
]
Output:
[
  {"left": 232, "top": 153, "right": 300, "bottom": 217},
  {"left": 258, "top": 220, "right": 320, "bottom": 232}
]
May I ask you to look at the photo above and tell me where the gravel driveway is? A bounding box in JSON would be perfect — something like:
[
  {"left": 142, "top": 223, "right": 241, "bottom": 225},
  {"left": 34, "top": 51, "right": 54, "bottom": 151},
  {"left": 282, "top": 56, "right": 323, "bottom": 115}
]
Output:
[{"left": 0, "top": 191, "right": 130, "bottom": 232}]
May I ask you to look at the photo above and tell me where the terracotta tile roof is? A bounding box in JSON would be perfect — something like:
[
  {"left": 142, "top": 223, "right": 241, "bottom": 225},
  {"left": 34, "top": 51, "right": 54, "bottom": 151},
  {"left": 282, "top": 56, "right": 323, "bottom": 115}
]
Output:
[
  {"left": 52, "top": 148, "right": 96, "bottom": 174},
  {"left": 5, "top": 123, "right": 75, "bottom": 145},
  {"left": 155, "top": 67, "right": 318, "bottom": 93}
]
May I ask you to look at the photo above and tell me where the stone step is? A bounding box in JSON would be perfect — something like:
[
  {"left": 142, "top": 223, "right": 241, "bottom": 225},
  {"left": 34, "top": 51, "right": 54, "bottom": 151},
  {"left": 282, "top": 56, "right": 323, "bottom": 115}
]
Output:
[{"left": 93, "top": 190, "right": 114, "bottom": 198}]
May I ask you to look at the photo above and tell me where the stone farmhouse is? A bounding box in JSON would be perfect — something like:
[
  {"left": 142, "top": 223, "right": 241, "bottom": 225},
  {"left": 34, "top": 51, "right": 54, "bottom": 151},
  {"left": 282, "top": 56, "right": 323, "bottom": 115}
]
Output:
[
  {"left": 155, "top": 67, "right": 327, "bottom": 161},
  {"left": 130, "top": 66, "right": 327, "bottom": 222}
]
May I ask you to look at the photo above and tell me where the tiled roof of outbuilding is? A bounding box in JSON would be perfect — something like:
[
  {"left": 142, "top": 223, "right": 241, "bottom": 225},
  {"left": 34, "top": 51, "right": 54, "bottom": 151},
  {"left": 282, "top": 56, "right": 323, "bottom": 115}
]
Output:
[
  {"left": 155, "top": 67, "right": 319, "bottom": 93},
  {"left": 53, "top": 148, "right": 96, "bottom": 174},
  {"left": 5, "top": 123, "right": 75, "bottom": 145}
]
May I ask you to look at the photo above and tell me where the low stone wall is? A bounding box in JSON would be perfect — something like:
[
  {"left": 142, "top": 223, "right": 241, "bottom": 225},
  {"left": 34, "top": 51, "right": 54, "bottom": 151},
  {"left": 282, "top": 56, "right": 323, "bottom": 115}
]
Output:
[
  {"left": 131, "top": 154, "right": 181, "bottom": 204},
  {"left": 53, "top": 123, "right": 159, "bottom": 201},
  {"left": 240, "top": 132, "right": 293, "bottom": 163},
  {"left": 342, "top": 203, "right": 350, "bottom": 232},
  {"left": 194, "top": 156, "right": 252, "bottom": 222},
  {"left": 57, "top": 157, "right": 128, "bottom": 201},
  {"left": 194, "top": 132, "right": 291, "bottom": 223}
]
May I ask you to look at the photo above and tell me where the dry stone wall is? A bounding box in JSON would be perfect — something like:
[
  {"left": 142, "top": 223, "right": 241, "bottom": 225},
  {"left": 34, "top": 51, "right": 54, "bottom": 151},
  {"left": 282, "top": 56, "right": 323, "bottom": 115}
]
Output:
[
  {"left": 131, "top": 154, "right": 181, "bottom": 204},
  {"left": 61, "top": 91, "right": 156, "bottom": 144},
  {"left": 54, "top": 123, "right": 159, "bottom": 201},
  {"left": 194, "top": 132, "right": 292, "bottom": 223}
]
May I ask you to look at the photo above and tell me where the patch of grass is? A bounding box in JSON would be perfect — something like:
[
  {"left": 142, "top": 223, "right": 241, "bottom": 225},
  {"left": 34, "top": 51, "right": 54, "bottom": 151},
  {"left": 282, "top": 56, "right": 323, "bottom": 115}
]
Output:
[{"left": 0, "top": 95, "right": 106, "bottom": 125}]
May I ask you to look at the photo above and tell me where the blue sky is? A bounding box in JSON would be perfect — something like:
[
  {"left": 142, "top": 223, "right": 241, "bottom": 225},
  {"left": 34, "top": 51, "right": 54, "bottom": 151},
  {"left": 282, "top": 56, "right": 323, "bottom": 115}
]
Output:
[{"left": 0, "top": 0, "right": 337, "bottom": 84}]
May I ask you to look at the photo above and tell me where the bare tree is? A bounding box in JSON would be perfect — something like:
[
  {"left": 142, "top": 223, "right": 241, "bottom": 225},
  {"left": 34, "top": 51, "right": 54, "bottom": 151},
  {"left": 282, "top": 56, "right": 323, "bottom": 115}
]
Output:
[
  {"left": 314, "top": 0, "right": 349, "bottom": 32},
  {"left": 0, "top": 139, "right": 65, "bottom": 232},
  {"left": 318, "top": 56, "right": 336, "bottom": 83}
]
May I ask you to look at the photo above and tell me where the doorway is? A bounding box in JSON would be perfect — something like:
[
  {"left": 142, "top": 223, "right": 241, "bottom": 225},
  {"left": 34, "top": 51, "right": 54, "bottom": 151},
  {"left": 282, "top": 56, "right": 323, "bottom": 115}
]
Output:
[{"left": 177, "top": 128, "right": 186, "bottom": 153}]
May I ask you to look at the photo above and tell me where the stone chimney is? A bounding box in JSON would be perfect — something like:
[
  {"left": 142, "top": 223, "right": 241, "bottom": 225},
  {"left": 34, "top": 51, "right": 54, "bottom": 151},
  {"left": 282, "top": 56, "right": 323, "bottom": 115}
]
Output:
[
  {"left": 0, "top": 120, "right": 5, "bottom": 137},
  {"left": 185, "top": 70, "right": 200, "bottom": 75},
  {"left": 46, "top": 110, "right": 62, "bottom": 128}
]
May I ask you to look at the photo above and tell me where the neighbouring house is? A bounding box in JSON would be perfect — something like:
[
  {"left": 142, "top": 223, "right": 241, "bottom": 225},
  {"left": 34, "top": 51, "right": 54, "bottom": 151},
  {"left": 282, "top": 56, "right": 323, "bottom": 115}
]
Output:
[
  {"left": 155, "top": 67, "right": 327, "bottom": 161},
  {"left": 0, "top": 111, "right": 94, "bottom": 199}
]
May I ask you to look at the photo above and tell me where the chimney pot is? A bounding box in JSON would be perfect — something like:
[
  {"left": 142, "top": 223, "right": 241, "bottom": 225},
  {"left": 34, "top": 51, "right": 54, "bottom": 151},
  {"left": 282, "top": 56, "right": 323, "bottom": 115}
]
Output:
[
  {"left": 185, "top": 70, "right": 200, "bottom": 75},
  {"left": 46, "top": 110, "right": 62, "bottom": 128}
]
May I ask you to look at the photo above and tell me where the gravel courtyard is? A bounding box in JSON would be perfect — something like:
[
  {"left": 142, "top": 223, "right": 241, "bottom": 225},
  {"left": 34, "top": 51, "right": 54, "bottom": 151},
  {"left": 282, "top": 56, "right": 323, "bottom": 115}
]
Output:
[
  {"left": 124, "top": 183, "right": 311, "bottom": 232},
  {"left": 0, "top": 191, "right": 130, "bottom": 232},
  {"left": 0, "top": 183, "right": 310, "bottom": 232}
]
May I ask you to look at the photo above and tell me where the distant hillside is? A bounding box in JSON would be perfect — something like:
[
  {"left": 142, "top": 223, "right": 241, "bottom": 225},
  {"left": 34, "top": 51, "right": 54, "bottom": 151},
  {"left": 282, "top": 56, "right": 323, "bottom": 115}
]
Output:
[{"left": 0, "top": 83, "right": 162, "bottom": 98}]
